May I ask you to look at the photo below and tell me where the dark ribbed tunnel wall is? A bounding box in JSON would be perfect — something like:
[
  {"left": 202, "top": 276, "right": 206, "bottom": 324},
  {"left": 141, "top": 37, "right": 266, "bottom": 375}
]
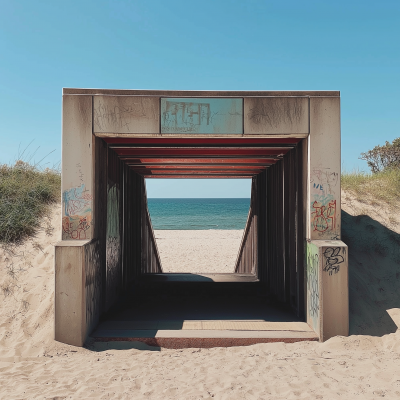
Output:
[
  {"left": 236, "top": 143, "right": 305, "bottom": 318},
  {"left": 94, "top": 140, "right": 162, "bottom": 314}
]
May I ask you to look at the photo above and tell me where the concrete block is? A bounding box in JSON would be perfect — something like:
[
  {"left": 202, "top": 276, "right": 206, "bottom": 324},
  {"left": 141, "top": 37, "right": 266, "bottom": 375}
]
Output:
[
  {"left": 93, "top": 96, "right": 160, "bottom": 134},
  {"left": 306, "top": 240, "right": 348, "bottom": 341},
  {"left": 244, "top": 97, "right": 309, "bottom": 134},
  {"left": 55, "top": 240, "right": 102, "bottom": 347}
]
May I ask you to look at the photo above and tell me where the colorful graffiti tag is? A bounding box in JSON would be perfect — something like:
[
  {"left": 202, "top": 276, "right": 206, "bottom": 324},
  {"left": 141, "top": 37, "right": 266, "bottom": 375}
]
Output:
[
  {"left": 310, "top": 168, "right": 339, "bottom": 235},
  {"left": 161, "top": 98, "right": 243, "bottom": 134},
  {"left": 307, "top": 243, "right": 320, "bottom": 333},
  {"left": 323, "top": 247, "right": 345, "bottom": 275},
  {"left": 311, "top": 195, "right": 337, "bottom": 233},
  {"left": 62, "top": 184, "right": 92, "bottom": 240}
]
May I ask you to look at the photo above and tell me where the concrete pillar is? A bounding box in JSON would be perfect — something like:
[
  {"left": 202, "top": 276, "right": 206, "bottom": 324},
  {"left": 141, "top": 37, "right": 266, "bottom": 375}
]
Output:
[
  {"left": 306, "top": 96, "right": 348, "bottom": 341},
  {"left": 55, "top": 239, "right": 101, "bottom": 346},
  {"left": 308, "top": 97, "right": 341, "bottom": 241},
  {"left": 56, "top": 94, "right": 103, "bottom": 346},
  {"left": 306, "top": 240, "right": 349, "bottom": 341},
  {"left": 61, "top": 95, "right": 94, "bottom": 240}
]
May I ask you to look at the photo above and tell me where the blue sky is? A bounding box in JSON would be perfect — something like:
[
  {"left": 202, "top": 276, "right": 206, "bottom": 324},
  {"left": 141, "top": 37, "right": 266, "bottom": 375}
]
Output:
[{"left": 1, "top": 0, "right": 399, "bottom": 197}]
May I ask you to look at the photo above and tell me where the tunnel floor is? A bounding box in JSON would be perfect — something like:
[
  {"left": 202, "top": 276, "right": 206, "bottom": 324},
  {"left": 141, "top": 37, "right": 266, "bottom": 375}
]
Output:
[{"left": 91, "top": 273, "right": 318, "bottom": 348}]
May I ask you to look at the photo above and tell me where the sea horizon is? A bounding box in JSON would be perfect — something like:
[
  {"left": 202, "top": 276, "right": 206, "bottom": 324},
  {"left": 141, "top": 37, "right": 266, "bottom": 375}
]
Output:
[{"left": 147, "top": 198, "right": 250, "bottom": 230}]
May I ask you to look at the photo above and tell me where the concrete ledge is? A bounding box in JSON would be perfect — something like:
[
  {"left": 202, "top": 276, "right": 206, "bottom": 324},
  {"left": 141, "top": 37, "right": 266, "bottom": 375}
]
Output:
[
  {"left": 63, "top": 88, "right": 340, "bottom": 97},
  {"left": 91, "top": 329, "right": 319, "bottom": 349}
]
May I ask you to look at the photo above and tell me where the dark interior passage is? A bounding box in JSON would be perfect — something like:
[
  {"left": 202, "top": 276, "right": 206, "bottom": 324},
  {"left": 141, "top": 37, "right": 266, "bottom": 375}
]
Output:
[
  {"left": 92, "top": 274, "right": 316, "bottom": 347},
  {"left": 91, "top": 137, "right": 307, "bottom": 346}
]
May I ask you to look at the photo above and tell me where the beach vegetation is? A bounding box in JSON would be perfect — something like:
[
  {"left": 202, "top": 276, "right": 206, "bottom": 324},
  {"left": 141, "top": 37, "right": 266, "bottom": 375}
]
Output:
[{"left": 0, "top": 161, "right": 60, "bottom": 244}]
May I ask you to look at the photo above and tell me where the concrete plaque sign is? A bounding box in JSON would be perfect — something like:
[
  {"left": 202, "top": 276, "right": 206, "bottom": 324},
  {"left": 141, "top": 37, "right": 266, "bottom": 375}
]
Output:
[{"left": 161, "top": 98, "right": 243, "bottom": 134}]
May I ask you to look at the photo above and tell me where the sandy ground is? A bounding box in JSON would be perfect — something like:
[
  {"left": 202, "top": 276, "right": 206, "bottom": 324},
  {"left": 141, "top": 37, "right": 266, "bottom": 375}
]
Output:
[
  {"left": 154, "top": 230, "right": 243, "bottom": 273},
  {"left": 0, "top": 192, "right": 400, "bottom": 399}
]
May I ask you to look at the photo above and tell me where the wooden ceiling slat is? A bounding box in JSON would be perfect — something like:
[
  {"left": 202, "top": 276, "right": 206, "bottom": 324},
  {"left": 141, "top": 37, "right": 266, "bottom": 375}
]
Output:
[
  {"left": 115, "top": 148, "right": 288, "bottom": 157},
  {"left": 131, "top": 165, "right": 266, "bottom": 170},
  {"left": 143, "top": 175, "right": 253, "bottom": 179},
  {"left": 121, "top": 158, "right": 277, "bottom": 164},
  {"left": 105, "top": 137, "right": 300, "bottom": 146}
]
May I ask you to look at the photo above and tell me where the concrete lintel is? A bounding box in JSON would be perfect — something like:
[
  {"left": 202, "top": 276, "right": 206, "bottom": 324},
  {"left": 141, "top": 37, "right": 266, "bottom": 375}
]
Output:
[{"left": 63, "top": 88, "right": 340, "bottom": 97}]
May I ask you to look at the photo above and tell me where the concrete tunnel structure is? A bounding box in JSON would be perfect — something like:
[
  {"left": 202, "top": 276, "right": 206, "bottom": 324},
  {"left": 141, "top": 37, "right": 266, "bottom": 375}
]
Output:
[{"left": 55, "top": 89, "right": 348, "bottom": 348}]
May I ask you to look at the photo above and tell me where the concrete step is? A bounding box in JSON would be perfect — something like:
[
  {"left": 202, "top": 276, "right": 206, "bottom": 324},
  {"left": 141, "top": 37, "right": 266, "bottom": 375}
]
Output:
[
  {"left": 91, "top": 320, "right": 318, "bottom": 348},
  {"left": 91, "top": 328, "right": 318, "bottom": 349}
]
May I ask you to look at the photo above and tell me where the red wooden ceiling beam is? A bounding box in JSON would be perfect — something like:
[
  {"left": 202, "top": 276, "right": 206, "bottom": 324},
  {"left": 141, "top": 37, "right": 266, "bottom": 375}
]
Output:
[
  {"left": 104, "top": 137, "right": 301, "bottom": 146},
  {"left": 131, "top": 164, "right": 266, "bottom": 170},
  {"left": 134, "top": 170, "right": 263, "bottom": 175},
  {"left": 121, "top": 158, "right": 277, "bottom": 165},
  {"left": 143, "top": 175, "right": 254, "bottom": 179},
  {"left": 114, "top": 148, "right": 288, "bottom": 157},
  {"left": 136, "top": 170, "right": 257, "bottom": 175}
]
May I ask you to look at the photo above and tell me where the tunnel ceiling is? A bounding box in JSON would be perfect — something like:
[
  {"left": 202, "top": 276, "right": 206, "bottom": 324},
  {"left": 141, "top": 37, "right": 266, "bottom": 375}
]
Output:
[{"left": 104, "top": 137, "right": 301, "bottom": 178}]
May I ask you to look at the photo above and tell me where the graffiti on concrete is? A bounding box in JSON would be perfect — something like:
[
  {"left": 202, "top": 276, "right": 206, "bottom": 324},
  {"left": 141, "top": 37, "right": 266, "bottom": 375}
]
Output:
[
  {"left": 62, "top": 215, "right": 92, "bottom": 240},
  {"left": 161, "top": 98, "right": 243, "bottom": 134},
  {"left": 311, "top": 195, "right": 337, "bottom": 233},
  {"left": 247, "top": 97, "right": 304, "bottom": 127},
  {"left": 311, "top": 168, "right": 339, "bottom": 197},
  {"left": 63, "top": 184, "right": 92, "bottom": 216},
  {"left": 93, "top": 97, "right": 158, "bottom": 133},
  {"left": 323, "top": 247, "right": 345, "bottom": 275},
  {"left": 307, "top": 243, "right": 319, "bottom": 332},
  {"left": 106, "top": 184, "right": 121, "bottom": 310},
  {"left": 85, "top": 239, "right": 102, "bottom": 333},
  {"left": 62, "top": 184, "right": 92, "bottom": 240},
  {"left": 310, "top": 168, "right": 339, "bottom": 235}
]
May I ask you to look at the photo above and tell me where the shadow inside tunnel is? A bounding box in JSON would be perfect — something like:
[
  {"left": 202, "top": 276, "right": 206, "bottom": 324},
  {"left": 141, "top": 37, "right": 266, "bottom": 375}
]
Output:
[
  {"left": 342, "top": 210, "right": 400, "bottom": 337},
  {"left": 85, "top": 338, "right": 161, "bottom": 352}
]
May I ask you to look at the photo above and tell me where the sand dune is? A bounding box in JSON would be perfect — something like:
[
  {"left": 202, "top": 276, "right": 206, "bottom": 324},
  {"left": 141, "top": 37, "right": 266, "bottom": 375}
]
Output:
[{"left": 0, "top": 193, "right": 400, "bottom": 399}]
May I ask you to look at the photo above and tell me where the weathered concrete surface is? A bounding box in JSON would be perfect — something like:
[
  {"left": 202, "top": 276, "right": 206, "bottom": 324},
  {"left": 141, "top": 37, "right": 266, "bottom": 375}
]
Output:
[
  {"left": 308, "top": 97, "right": 341, "bottom": 241},
  {"left": 93, "top": 96, "right": 159, "bottom": 134},
  {"left": 306, "top": 240, "right": 348, "bottom": 341},
  {"left": 55, "top": 240, "right": 101, "bottom": 347},
  {"left": 57, "top": 89, "right": 347, "bottom": 347},
  {"left": 161, "top": 98, "right": 243, "bottom": 134},
  {"left": 244, "top": 97, "right": 309, "bottom": 134},
  {"left": 62, "top": 95, "right": 94, "bottom": 241}
]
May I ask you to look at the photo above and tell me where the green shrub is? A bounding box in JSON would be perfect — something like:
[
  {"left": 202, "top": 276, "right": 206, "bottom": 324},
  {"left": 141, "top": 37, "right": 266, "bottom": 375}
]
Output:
[
  {"left": 360, "top": 137, "right": 400, "bottom": 173},
  {"left": 0, "top": 161, "right": 61, "bottom": 243}
]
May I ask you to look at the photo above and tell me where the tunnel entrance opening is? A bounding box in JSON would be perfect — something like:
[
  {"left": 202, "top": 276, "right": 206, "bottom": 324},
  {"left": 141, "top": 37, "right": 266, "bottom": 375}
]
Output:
[
  {"left": 89, "top": 137, "right": 315, "bottom": 347},
  {"left": 56, "top": 90, "right": 348, "bottom": 348},
  {"left": 147, "top": 190, "right": 250, "bottom": 274}
]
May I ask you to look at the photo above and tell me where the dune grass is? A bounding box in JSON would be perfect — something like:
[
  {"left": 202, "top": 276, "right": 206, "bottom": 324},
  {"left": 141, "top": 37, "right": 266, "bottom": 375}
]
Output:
[
  {"left": 0, "top": 161, "right": 61, "bottom": 244},
  {"left": 342, "top": 168, "right": 400, "bottom": 208}
]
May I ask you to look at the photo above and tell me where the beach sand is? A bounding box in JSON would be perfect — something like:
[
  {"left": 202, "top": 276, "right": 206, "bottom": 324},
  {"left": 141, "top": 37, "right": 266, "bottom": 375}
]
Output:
[
  {"left": 155, "top": 229, "right": 243, "bottom": 273},
  {"left": 1, "top": 193, "right": 400, "bottom": 399}
]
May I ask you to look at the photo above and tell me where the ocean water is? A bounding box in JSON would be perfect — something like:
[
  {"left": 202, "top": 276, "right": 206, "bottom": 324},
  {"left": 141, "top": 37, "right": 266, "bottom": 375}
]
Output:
[{"left": 147, "top": 198, "right": 250, "bottom": 230}]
